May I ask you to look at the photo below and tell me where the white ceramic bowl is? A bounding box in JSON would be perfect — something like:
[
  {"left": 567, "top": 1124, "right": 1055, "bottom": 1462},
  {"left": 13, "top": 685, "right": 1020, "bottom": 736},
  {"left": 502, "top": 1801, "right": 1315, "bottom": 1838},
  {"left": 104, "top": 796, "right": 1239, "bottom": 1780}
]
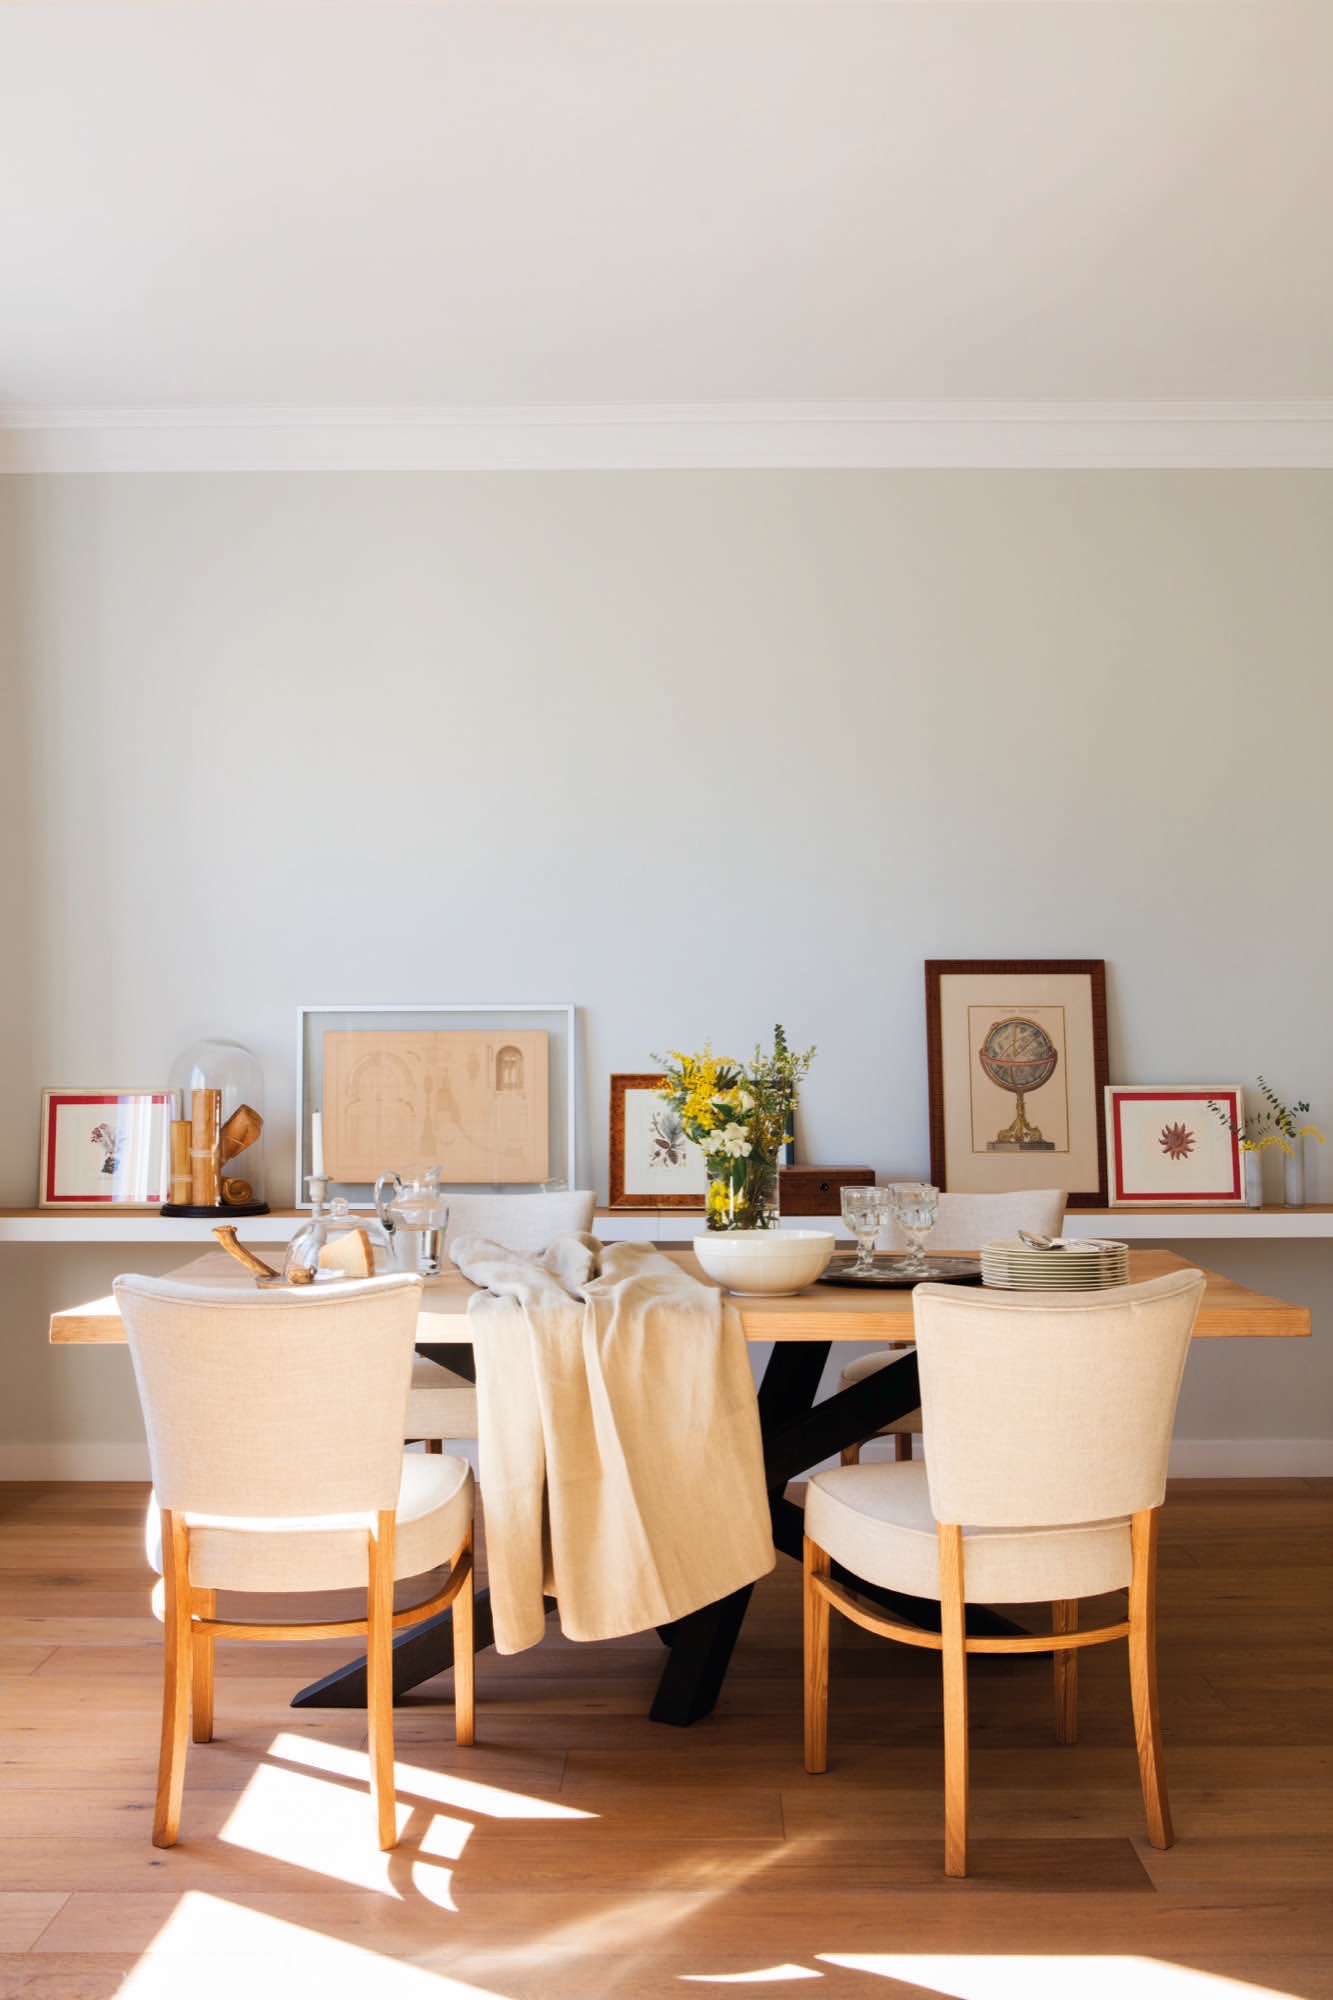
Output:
[{"left": 691, "top": 1229, "right": 836, "bottom": 1296}]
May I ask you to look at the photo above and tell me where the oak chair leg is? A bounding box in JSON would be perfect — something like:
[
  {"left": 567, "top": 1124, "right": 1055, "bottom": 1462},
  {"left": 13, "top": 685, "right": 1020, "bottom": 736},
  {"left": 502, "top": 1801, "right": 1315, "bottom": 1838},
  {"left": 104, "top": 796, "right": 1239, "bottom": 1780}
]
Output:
[
  {"left": 367, "top": 1510, "right": 398, "bottom": 1851},
  {"left": 426, "top": 1440, "right": 443, "bottom": 1455},
  {"left": 192, "top": 1588, "right": 216, "bottom": 1744},
  {"left": 452, "top": 1528, "right": 476, "bottom": 1747},
  {"left": 1128, "top": 1508, "right": 1173, "bottom": 1849},
  {"left": 803, "top": 1536, "right": 831, "bottom": 1774},
  {"left": 1053, "top": 1598, "right": 1078, "bottom": 1745},
  {"left": 938, "top": 1522, "right": 969, "bottom": 1878},
  {"left": 840, "top": 1443, "right": 862, "bottom": 1467},
  {"left": 894, "top": 1433, "right": 913, "bottom": 1463},
  {"left": 154, "top": 1511, "right": 193, "bottom": 1849}
]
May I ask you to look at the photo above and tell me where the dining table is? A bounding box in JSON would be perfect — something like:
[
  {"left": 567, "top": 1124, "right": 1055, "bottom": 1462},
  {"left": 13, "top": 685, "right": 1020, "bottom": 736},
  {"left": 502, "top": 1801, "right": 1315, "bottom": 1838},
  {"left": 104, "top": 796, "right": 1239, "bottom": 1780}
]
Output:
[{"left": 50, "top": 1245, "right": 1311, "bottom": 1726}]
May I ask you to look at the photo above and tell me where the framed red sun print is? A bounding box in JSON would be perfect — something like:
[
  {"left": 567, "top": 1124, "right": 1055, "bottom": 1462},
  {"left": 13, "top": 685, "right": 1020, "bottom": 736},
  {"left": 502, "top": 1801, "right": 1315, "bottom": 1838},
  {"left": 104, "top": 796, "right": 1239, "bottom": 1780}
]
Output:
[{"left": 1105, "top": 1085, "right": 1246, "bottom": 1207}]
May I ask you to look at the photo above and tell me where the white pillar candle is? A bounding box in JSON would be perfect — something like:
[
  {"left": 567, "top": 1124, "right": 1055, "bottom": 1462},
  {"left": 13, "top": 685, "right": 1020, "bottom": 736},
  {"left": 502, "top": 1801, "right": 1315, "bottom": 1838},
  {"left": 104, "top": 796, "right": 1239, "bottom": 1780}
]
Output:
[{"left": 311, "top": 1110, "right": 324, "bottom": 1178}]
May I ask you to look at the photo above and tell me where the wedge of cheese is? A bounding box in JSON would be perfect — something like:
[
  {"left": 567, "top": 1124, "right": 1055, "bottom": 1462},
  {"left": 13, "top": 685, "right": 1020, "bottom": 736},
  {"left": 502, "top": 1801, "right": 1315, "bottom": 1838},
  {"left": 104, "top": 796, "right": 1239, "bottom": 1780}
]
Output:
[{"left": 317, "top": 1227, "right": 375, "bottom": 1279}]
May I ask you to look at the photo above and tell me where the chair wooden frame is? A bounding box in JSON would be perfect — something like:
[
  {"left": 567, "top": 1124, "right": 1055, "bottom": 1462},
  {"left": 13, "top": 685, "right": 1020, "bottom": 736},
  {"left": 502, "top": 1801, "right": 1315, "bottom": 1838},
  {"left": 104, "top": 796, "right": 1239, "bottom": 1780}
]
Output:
[
  {"left": 803, "top": 1508, "right": 1170, "bottom": 1877},
  {"left": 156, "top": 1510, "right": 475, "bottom": 1851}
]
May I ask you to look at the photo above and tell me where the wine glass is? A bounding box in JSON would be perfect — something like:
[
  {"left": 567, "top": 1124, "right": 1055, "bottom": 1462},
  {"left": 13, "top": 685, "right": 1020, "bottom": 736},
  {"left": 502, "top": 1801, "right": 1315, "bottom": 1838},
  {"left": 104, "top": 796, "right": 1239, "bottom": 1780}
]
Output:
[
  {"left": 841, "top": 1186, "right": 883, "bottom": 1276},
  {"left": 888, "top": 1182, "right": 939, "bottom": 1277}
]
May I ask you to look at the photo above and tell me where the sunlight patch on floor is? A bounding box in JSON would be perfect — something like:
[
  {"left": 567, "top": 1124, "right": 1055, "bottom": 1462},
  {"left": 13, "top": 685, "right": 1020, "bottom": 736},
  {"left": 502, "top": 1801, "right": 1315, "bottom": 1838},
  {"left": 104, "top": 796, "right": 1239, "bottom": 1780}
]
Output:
[
  {"left": 214, "top": 1731, "right": 594, "bottom": 1897},
  {"left": 119, "top": 1893, "right": 496, "bottom": 1995},
  {"left": 820, "top": 1956, "right": 1306, "bottom": 2000},
  {"left": 680, "top": 1966, "right": 823, "bottom": 1984},
  {"left": 269, "top": 1731, "right": 598, "bottom": 1819}
]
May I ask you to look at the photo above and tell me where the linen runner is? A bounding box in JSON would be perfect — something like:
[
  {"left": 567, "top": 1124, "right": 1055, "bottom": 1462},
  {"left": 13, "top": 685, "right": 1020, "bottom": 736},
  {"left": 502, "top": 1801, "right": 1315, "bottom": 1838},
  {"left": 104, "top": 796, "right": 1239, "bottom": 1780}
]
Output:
[{"left": 455, "top": 1235, "right": 774, "bottom": 1653}]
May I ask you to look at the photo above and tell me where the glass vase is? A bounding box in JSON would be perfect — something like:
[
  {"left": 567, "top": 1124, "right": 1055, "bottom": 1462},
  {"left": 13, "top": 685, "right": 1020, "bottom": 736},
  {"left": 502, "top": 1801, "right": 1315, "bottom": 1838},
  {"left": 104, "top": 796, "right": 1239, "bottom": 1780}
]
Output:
[
  {"left": 1243, "top": 1148, "right": 1263, "bottom": 1210},
  {"left": 1284, "top": 1136, "right": 1305, "bottom": 1209},
  {"left": 704, "top": 1137, "right": 780, "bottom": 1231}
]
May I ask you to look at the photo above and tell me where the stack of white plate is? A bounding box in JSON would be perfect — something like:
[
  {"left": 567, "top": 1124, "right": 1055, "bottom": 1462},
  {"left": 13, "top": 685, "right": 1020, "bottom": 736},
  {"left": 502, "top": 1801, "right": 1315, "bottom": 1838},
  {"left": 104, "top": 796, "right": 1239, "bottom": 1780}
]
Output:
[{"left": 980, "top": 1238, "right": 1130, "bottom": 1291}]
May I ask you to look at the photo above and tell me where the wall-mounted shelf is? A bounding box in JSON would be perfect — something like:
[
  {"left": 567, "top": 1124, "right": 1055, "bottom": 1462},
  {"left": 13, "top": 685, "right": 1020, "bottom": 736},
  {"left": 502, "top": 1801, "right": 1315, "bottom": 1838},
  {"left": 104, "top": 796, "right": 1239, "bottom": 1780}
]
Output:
[{"left": 1, "top": 1205, "right": 1330, "bottom": 1244}]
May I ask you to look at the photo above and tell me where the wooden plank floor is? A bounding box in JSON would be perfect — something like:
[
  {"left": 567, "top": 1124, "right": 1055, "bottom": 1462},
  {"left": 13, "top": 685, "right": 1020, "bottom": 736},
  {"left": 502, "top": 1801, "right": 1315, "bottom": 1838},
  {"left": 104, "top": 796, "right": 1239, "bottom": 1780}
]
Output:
[{"left": 1, "top": 1478, "right": 1330, "bottom": 2000}]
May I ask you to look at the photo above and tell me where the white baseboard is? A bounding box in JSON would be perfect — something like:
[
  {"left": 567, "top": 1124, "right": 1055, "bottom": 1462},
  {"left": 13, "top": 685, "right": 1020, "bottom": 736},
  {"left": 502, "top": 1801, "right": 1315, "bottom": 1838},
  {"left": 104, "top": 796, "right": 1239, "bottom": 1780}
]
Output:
[
  {"left": 2, "top": 1439, "right": 1330, "bottom": 1482},
  {"left": 3, "top": 400, "right": 1331, "bottom": 473},
  {"left": 0, "top": 1443, "right": 151, "bottom": 1481},
  {"left": 825, "top": 1439, "right": 1333, "bottom": 1479},
  {"left": 1166, "top": 1439, "right": 1333, "bottom": 1478}
]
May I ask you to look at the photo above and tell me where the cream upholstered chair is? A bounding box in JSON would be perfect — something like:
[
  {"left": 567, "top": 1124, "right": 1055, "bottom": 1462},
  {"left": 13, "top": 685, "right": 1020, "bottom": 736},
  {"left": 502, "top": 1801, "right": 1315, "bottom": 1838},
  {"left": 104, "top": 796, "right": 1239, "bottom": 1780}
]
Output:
[
  {"left": 804, "top": 1267, "right": 1204, "bottom": 1877},
  {"left": 115, "top": 1272, "right": 476, "bottom": 1851},
  {"left": 407, "top": 1188, "right": 596, "bottom": 1449},
  {"left": 839, "top": 1188, "right": 1067, "bottom": 1463}
]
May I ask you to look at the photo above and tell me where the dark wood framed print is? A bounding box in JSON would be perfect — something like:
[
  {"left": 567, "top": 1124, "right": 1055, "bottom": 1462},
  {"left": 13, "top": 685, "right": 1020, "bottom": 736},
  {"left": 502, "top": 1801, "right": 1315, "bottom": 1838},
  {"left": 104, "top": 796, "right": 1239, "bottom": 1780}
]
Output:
[
  {"left": 925, "top": 960, "right": 1110, "bottom": 1208},
  {"left": 608, "top": 1073, "right": 708, "bottom": 1209}
]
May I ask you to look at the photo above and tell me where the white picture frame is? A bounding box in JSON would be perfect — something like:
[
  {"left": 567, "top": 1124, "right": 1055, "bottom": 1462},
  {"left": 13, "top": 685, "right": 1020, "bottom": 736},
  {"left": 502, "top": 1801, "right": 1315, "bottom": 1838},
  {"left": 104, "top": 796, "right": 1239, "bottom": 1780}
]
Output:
[
  {"left": 1105, "top": 1085, "right": 1246, "bottom": 1207},
  {"left": 38, "top": 1087, "right": 178, "bottom": 1208},
  {"left": 295, "top": 1004, "right": 578, "bottom": 1206}
]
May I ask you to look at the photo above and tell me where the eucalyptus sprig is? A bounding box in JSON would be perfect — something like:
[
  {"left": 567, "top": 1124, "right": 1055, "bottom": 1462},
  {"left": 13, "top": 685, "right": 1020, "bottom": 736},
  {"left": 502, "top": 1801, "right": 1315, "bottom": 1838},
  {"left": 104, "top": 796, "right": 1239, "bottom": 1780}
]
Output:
[
  {"left": 1256, "top": 1077, "right": 1324, "bottom": 1147},
  {"left": 1208, "top": 1083, "right": 1324, "bottom": 1158}
]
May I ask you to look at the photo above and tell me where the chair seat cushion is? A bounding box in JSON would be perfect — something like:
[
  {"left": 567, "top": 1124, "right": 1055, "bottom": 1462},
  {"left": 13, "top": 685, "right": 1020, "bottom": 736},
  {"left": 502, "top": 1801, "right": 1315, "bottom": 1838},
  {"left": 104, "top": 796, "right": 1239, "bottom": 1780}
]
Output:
[
  {"left": 838, "top": 1346, "right": 920, "bottom": 1434},
  {"left": 406, "top": 1355, "right": 479, "bottom": 1440},
  {"left": 806, "top": 1460, "right": 1132, "bottom": 1603},
  {"left": 148, "top": 1452, "right": 474, "bottom": 1594}
]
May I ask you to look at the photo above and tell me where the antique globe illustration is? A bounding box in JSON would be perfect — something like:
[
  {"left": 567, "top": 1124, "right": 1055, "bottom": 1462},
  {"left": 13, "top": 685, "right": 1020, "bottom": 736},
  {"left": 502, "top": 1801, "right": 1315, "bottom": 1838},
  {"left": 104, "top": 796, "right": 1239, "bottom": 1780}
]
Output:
[{"left": 978, "top": 1015, "right": 1058, "bottom": 1151}]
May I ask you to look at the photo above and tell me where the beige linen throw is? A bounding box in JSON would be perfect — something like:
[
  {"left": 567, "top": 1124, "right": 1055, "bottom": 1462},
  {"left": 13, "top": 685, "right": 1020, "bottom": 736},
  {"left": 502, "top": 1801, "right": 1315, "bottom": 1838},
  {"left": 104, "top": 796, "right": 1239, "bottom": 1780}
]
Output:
[{"left": 455, "top": 1234, "right": 775, "bottom": 1653}]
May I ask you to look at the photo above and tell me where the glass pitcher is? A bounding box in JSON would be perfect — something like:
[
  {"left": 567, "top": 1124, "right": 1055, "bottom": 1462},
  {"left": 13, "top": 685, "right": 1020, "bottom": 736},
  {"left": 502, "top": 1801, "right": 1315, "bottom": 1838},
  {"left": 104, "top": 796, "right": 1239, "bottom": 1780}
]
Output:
[{"left": 374, "top": 1166, "right": 449, "bottom": 1278}]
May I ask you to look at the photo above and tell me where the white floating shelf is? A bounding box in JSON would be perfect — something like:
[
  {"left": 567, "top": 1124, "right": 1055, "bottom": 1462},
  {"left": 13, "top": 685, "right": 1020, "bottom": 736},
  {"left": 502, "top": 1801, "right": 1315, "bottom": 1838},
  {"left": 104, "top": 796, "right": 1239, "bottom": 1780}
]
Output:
[{"left": 1, "top": 1205, "right": 1329, "bottom": 1244}]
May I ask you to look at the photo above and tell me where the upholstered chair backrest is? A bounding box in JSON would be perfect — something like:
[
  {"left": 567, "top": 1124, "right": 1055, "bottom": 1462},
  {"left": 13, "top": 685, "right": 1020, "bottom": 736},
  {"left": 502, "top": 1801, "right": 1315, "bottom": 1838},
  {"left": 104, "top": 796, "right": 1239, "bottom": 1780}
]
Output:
[
  {"left": 880, "top": 1188, "right": 1066, "bottom": 1253},
  {"left": 114, "top": 1273, "right": 424, "bottom": 1520},
  {"left": 442, "top": 1189, "right": 596, "bottom": 1258},
  {"left": 913, "top": 1269, "right": 1204, "bottom": 1528}
]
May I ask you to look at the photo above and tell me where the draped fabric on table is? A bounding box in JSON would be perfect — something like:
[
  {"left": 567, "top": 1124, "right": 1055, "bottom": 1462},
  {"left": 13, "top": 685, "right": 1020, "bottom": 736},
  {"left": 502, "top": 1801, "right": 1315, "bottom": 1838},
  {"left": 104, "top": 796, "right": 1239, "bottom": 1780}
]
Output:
[{"left": 453, "top": 1235, "right": 775, "bottom": 1653}]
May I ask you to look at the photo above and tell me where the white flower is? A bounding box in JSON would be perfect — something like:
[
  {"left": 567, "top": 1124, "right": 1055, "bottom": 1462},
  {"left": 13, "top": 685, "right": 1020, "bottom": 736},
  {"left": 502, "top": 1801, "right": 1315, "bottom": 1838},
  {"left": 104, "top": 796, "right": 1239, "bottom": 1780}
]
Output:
[
  {"left": 709, "top": 1124, "right": 753, "bottom": 1159},
  {"left": 734, "top": 1090, "right": 755, "bottom": 1113}
]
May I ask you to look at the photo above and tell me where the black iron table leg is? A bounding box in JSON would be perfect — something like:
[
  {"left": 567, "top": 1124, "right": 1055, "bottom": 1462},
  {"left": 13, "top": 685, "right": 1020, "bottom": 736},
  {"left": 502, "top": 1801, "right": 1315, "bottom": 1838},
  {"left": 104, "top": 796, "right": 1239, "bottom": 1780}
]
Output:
[{"left": 647, "top": 1340, "right": 931, "bottom": 1726}]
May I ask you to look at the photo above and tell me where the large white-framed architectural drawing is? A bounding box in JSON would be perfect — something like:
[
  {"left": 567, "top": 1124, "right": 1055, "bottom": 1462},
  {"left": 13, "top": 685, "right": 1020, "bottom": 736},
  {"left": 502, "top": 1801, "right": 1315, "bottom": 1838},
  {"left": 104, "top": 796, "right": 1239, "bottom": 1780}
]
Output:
[{"left": 296, "top": 1004, "right": 577, "bottom": 1205}]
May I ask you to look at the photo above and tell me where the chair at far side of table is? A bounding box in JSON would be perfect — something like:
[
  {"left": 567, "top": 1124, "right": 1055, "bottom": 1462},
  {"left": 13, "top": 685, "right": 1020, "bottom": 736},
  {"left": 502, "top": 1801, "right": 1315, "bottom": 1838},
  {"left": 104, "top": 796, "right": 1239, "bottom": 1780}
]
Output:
[
  {"left": 406, "top": 1188, "right": 596, "bottom": 1450},
  {"left": 839, "top": 1187, "right": 1067, "bottom": 1464},
  {"left": 804, "top": 1266, "right": 1204, "bottom": 1877},
  {"left": 114, "top": 1271, "right": 476, "bottom": 1852}
]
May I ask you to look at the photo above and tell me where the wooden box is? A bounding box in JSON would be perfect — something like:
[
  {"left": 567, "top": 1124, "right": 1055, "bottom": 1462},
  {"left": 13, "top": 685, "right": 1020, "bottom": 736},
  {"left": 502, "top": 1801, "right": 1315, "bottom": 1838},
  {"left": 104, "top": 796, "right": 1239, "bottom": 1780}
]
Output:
[{"left": 778, "top": 1165, "right": 875, "bottom": 1217}]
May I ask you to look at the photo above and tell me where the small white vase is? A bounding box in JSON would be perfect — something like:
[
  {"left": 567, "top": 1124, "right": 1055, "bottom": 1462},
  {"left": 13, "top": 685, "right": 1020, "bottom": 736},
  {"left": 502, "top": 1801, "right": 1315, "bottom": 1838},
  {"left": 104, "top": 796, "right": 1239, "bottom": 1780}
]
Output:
[
  {"left": 1283, "top": 1136, "right": 1305, "bottom": 1209},
  {"left": 1243, "top": 1149, "right": 1263, "bottom": 1209}
]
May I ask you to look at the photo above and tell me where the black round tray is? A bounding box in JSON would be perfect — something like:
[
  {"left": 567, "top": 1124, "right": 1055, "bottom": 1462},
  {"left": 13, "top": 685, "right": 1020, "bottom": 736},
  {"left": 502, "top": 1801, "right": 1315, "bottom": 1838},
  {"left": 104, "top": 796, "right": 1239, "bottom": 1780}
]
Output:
[{"left": 816, "top": 1253, "right": 982, "bottom": 1289}]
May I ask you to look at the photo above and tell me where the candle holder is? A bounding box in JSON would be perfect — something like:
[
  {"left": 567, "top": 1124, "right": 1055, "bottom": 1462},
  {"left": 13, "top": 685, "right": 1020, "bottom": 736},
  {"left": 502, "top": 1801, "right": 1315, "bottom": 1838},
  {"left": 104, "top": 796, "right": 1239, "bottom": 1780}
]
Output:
[{"left": 160, "top": 1038, "right": 270, "bottom": 1217}]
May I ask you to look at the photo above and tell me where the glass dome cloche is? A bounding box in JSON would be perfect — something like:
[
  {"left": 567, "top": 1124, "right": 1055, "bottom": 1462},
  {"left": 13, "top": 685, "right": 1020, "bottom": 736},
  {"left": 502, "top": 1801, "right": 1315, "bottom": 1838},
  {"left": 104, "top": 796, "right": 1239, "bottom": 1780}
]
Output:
[
  {"left": 284, "top": 1188, "right": 394, "bottom": 1284},
  {"left": 161, "top": 1038, "right": 269, "bottom": 1216}
]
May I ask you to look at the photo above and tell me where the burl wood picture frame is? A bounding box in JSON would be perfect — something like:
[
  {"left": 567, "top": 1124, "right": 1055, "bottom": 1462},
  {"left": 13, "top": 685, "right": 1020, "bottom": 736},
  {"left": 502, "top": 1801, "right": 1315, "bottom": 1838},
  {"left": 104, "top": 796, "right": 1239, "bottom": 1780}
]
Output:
[
  {"left": 296, "top": 1004, "right": 577, "bottom": 1204},
  {"left": 608, "top": 1073, "right": 708, "bottom": 1209},
  {"left": 925, "top": 960, "right": 1110, "bottom": 1208}
]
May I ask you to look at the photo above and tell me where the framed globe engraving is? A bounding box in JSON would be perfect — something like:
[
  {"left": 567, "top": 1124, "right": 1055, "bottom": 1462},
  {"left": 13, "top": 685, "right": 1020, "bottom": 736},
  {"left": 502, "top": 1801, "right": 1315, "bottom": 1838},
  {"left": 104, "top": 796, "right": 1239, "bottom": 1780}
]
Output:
[{"left": 925, "top": 960, "right": 1109, "bottom": 1207}]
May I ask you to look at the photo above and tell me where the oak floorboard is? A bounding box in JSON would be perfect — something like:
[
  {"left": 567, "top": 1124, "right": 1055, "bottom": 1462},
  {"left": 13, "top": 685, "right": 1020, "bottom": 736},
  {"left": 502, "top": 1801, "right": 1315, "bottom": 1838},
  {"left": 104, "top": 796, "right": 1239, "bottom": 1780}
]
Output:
[{"left": 3, "top": 1478, "right": 1331, "bottom": 2000}]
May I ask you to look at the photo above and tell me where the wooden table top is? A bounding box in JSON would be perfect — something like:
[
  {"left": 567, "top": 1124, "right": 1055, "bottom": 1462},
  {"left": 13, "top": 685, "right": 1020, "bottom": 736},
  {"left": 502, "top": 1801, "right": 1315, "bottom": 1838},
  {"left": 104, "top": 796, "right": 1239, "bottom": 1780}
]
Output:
[{"left": 48, "top": 1246, "right": 1311, "bottom": 1345}]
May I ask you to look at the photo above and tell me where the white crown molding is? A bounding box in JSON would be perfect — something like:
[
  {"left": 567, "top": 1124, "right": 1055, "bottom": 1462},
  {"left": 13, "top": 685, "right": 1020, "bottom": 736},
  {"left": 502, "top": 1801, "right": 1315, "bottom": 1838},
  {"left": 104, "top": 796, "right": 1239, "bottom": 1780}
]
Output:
[{"left": 2, "top": 400, "right": 1331, "bottom": 472}]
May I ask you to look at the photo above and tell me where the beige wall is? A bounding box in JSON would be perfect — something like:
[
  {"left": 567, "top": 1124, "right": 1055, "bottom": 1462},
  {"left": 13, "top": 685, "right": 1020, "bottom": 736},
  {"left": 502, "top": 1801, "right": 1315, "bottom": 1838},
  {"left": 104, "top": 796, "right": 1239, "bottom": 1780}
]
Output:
[{"left": 2, "top": 470, "right": 1330, "bottom": 1470}]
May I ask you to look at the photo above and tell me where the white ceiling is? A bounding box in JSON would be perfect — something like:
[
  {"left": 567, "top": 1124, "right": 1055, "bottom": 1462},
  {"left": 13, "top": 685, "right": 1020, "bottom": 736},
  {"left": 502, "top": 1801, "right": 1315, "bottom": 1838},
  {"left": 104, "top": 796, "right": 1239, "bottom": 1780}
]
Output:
[{"left": 1, "top": 3, "right": 1330, "bottom": 456}]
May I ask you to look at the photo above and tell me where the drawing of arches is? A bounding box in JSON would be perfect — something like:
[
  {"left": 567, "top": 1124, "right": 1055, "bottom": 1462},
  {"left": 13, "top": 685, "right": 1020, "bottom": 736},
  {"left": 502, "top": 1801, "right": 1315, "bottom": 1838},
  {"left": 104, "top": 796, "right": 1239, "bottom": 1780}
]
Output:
[{"left": 495, "top": 1045, "right": 524, "bottom": 1093}]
